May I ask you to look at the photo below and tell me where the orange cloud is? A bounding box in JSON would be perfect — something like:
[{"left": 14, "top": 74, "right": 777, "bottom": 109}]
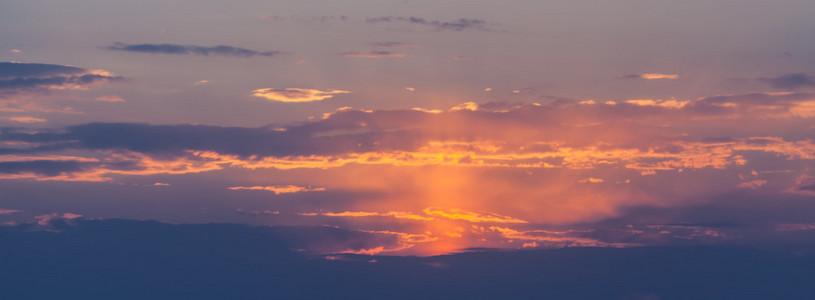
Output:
[
  {"left": 228, "top": 185, "right": 325, "bottom": 194},
  {"left": 252, "top": 88, "right": 350, "bottom": 102},
  {"left": 321, "top": 211, "right": 434, "bottom": 221},
  {"left": 738, "top": 180, "right": 766, "bottom": 189},
  {"left": 95, "top": 95, "right": 125, "bottom": 102},
  {"left": 626, "top": 73, "right": 679, "bottom": 80},
  {"left": 7, "top": 116, "right": 47, "bottom": 123},
  {"left": 423, "top": 208, "right": 528, "bottom": 224}
]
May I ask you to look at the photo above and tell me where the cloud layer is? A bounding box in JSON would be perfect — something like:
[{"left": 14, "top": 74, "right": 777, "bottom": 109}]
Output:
[{"left": 1, "top": 89, "right": 814, "bottom": 254}]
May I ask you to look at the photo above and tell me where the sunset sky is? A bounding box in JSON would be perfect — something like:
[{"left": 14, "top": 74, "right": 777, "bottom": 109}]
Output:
[{"left": 3, "top": 1, "right": 815, "bottom": 289}]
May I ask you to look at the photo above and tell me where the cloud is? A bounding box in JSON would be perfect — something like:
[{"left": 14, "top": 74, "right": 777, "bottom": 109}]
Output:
[
  {"left": 366, "top": 17, "right": 495, "bottom": 32},
  {"left": 6, "top": 116, "right": 46, "bottom": 123},
  {"left": 106, "top": 43, "right": 287, "bottom": 57},
  {"left": 372, "top": 42, "right": 421, "bottom": 48},
  {"left": 423, "top": 208, "right": 528, "bottom": 224},
  {"left": 0, "top": 62, "right": 123, "bottom": 112},
  {"left": 95, "top": 95, "right": 124, "bottom": 102},
  {"left": 0, "top": 208, "right": 20, "bottom": 214},
  {"left": 757, "top": 73, "right": 815, "bottom": 89},
  {"left": 738, "top": 180, "right": 766, "bottom": 189},
  {"left": 34, "top": 212, "right": 82, "bottom": 226},
  {"left": 228, "top": 185, "right": 325, "bottom": 195},
  {"left": 252, "top": 88, "right": 350, "bottom": 102},
  {"left": 1, "top": 91, "right": 814, "bottom": 253},
  {"left": 622, "top": 73, "right": 679, "bottom": 80},
  {"left": 318, "top": 211, "right": 434, "bottom": 221},
  {"left": 0, "top": 62, "right": 86, "bottom": 79},
  {"left": 0, "top": 160, "right": 88, "bottom": 177},
  {"left": 337, "top": 51, "right": 406, "bottom": 58},
  {"left": 775, "top": 223, "right": 815, "bottom": 231}
]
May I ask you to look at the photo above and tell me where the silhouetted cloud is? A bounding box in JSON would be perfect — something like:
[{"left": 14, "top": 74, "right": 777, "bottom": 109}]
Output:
[
  {"left": 107, "top": 43, "right": 286, "bottom": 57},
  {"left": 757, "top": 73, "right": 815, "bottom": 89},
  {"left": 366, "top": 17, "right": 495, "bottom": 31}
]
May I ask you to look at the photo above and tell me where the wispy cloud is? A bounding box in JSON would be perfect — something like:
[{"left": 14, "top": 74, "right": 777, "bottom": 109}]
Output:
[
  {"left": 366, "top": 17, "right": 495, "bottom": 31},
  {"left": 107, "top": 43, "right": 287, "bottom": 57},
  {"left": 337, "top": 51, "right": 406, "bottom": 58},
  {"left": 252, "top": 88, "right": 350, "bottom": 102},
  {"left": 7, "top": 116, "right": 46, "bottom": 123},
  {"left": 757, "top": 73, "right": 815, "bottom": 89},
  {"left": 0, "top": 62, "right": 123, "bottom": 113},
  {"left": 0, "top": 62, "right": 122, "bottom": 98},
  {"left": 372, "top": 42, "right": 421, "bottom": 48},
  {"left": 228, "top": 185, "right": 325, "bottom": 195},
  {"left": 95, "top": 95, "right": 125, "bottom": 102},
  {"left": 0, "top": 208, "right": 20, "bottom": 215},
  {"left": 621, "top": 73, "right": 680, "bottom": 80}
]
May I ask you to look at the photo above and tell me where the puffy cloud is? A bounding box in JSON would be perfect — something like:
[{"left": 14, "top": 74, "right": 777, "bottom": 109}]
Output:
[
  {"left": 107, "top": 43, "right": 286, "bottom": 57},
  {"left": 252, "top": 88, "right": 350, "bottom": 102}
]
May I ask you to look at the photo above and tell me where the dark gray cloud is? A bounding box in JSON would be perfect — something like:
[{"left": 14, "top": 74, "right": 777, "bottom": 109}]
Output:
[
  {"left": 0, "top": 62, "right": 85, "bottom": 79},
  {"left": 366, "top": 17, "right": 494, "bottom": 31},
  {"left": 757, "top": 73, "right": 815, "bottom": 89},
  {"left": 107, "top": 43, "right": 287, "bottom": 57},
  {"left": 0, "top": 160, "right": 86, "bottom": 176}
]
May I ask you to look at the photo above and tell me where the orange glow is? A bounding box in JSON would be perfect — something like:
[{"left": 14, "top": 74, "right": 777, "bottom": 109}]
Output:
[
  {"left": 228, "top": 185, "right": 325, "bottom": 194},
  {"left": 252, "top": 88, "right": 350, "bottom": 102},
  {"left": 423, "top": 207, "right": 528, "bottom": 224},
  {"left": 639, "top": 73, "right": 679, "bottom": 80}
]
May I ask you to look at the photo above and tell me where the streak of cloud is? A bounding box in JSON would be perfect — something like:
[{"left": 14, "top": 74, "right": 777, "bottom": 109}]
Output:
[
  {"left": 252, "top": 88, "right": 350, "bottom": 102},
  {"left": 107, "top": 43, "right": 287, "bottom": 57}
]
